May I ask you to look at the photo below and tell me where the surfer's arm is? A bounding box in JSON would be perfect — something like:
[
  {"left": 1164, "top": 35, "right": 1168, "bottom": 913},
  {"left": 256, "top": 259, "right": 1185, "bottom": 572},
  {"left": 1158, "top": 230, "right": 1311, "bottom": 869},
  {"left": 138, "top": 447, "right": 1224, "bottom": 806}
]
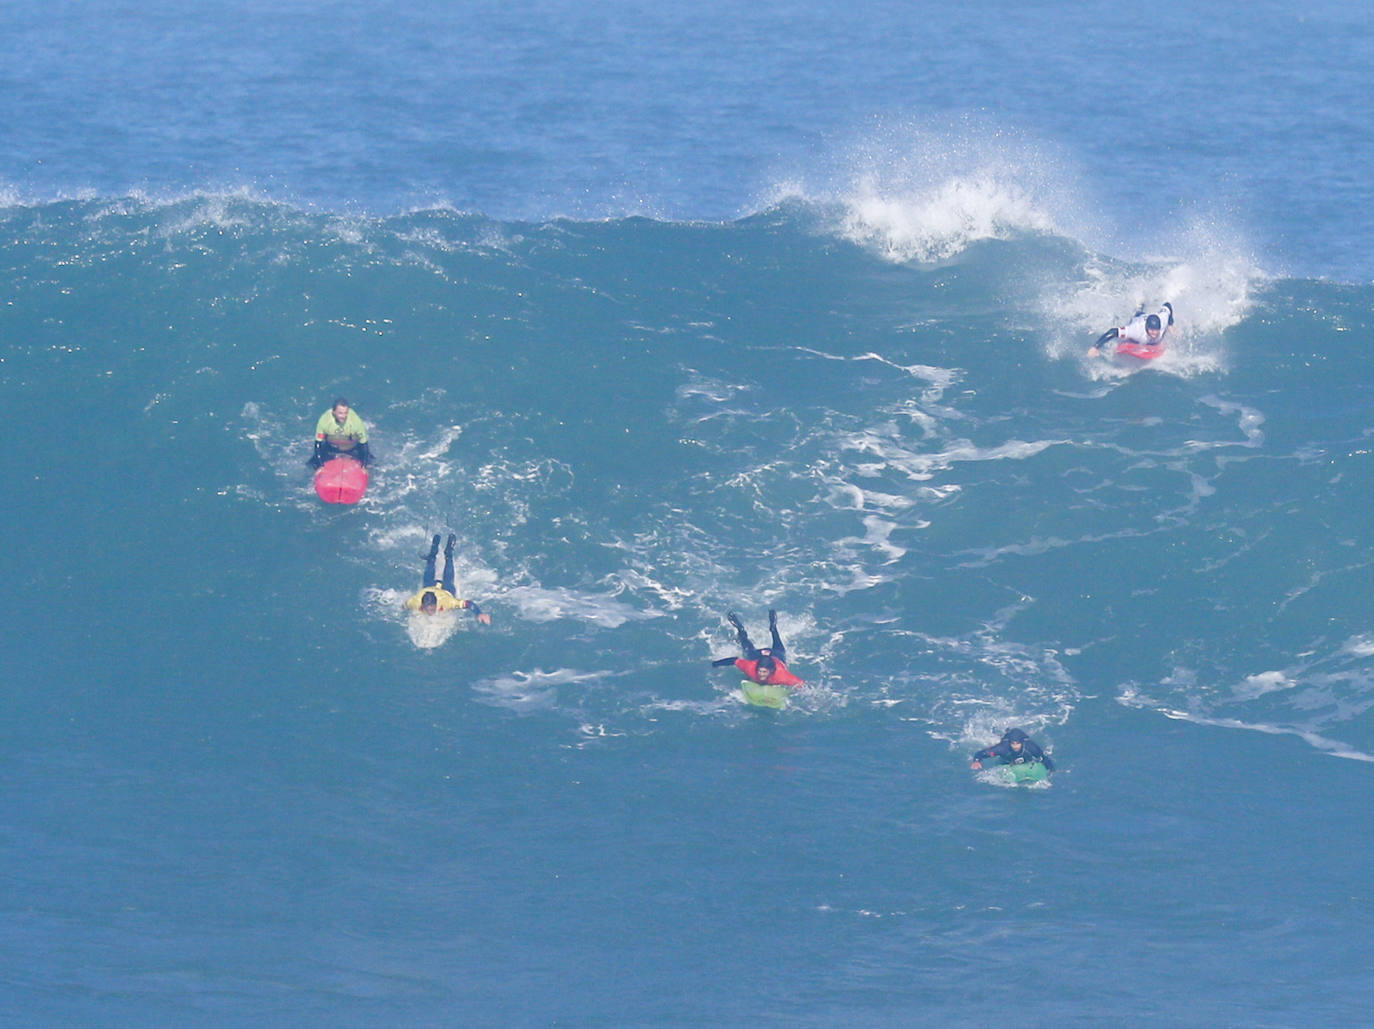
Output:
[
  {"left": 711, "top": 657, "right": 738, "bottom": 668},
  {"left": 1087, "top": 327, "right": 1118, "bottom": 358},
  {"left": 461, "top": 599, "right": 492, "bottom": 624},
  {"left": 1024, "top": 742, "right": 1053, "bottom": 769}
]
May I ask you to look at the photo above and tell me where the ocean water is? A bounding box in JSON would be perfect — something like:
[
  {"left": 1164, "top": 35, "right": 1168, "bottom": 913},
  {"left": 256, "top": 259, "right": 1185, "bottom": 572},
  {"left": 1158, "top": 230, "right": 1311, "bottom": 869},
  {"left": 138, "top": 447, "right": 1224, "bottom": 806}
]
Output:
[{"left": 4, "top": 2, "right": 1374, "bottom": 1026}]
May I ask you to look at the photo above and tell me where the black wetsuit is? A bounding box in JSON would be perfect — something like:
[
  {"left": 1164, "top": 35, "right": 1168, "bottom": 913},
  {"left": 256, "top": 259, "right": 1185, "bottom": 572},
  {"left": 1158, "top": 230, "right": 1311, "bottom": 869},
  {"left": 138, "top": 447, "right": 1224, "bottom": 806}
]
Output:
[
  {"left": 711, "top": 612, "right": 787, "bottom": 667},
  {"left": 422, "top": 535, "right": 457, "bottom": 595},
  {"left": 972, "top": 738, "right": 1054, "bottom": 771}
]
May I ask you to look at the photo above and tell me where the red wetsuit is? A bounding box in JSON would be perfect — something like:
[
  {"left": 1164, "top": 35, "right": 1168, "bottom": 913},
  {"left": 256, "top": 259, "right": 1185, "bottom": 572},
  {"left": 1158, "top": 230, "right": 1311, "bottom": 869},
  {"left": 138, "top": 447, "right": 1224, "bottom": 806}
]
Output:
[{"left": 735, "top": 657, "right": 804, "bottom": 687}]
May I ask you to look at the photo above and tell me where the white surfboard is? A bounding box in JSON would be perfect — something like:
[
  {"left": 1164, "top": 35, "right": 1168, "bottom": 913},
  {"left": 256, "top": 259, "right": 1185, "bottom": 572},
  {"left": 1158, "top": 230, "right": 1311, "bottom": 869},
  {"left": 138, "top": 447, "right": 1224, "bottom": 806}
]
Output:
[{"left": 407, "top": 610, "right": 458, "bottom": 650}]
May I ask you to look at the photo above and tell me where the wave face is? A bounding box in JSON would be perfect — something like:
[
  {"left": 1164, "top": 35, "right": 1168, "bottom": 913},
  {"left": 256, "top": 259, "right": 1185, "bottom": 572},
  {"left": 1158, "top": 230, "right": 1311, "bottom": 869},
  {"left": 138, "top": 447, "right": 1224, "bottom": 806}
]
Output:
[{"left": 5, "top": 196, "right": 1374, "bottom": 1023}]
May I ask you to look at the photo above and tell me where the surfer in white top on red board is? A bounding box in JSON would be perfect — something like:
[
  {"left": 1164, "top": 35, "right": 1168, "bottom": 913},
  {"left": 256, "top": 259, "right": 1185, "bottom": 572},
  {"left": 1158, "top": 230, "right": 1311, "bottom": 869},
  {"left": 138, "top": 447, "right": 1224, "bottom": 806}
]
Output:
[{"left": 1088, "top": 302, "right": 1174, "bottom": 358}]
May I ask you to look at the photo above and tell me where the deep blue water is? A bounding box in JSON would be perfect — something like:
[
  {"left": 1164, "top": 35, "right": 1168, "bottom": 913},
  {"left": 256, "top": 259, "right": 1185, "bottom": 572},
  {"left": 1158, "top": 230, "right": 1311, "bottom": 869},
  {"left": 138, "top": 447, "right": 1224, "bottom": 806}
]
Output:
[{"left": 3, "top": 2, "right": 1374, "bottom": 1025}]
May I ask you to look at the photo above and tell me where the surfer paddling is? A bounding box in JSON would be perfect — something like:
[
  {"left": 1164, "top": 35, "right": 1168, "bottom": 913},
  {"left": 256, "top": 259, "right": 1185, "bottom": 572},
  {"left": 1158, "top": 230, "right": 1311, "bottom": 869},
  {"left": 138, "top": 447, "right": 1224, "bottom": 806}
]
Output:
[
  {"left": 970, "top": 727, "right": 1054, "bottom": 772},
  {"left": 405, "top": 534, "right": 492, "bottom": 623},
  {"left": 310, "top": 397, "right": 372, "bottom": 468},
  {"left": 1088, "top": 302, "right": 1174, "bottom": 357},
  {"left": 711, "top": 610, "right": 804, "bottom": 687}
]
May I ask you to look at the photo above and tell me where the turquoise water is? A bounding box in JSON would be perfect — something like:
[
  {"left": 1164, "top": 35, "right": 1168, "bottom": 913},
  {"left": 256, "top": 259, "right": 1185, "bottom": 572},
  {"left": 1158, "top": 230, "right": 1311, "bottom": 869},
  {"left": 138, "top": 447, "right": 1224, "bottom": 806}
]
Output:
[
  {"left": 4, "top": 2, "right": 1374, "bottom": 1025},
  {"left": 6, "top": 197, "right": 1372, "bottom": 1026}
]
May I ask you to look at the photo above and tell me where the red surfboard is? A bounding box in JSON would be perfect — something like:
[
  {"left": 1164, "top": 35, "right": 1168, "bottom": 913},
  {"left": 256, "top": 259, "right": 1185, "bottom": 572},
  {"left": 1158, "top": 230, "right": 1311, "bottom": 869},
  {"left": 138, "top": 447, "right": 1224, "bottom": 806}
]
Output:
[
  {"left": 1116, "top": 341, "right": 1165, "bottom": 360},
  {"left": 313, "top": 456, "right": 369, "bottom": 504}
]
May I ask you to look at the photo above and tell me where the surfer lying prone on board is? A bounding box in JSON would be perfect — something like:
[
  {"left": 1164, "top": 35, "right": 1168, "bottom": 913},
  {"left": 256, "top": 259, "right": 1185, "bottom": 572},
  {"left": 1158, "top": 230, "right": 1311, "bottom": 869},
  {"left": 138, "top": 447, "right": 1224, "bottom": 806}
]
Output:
[
  {"left": 404, "top": 534, "right": 492, "bottom": 623},
  {"left": 1087, "top": 302, "right": 1174, "bottom": 358},
  {"left": 970, "top": 727, "right": 1054, "bottom": 772},
  {"left": 310, "top": 396, "right": 372, "bottom": 468},
  {"left": 711, "top": 610, "right": 804, "bottom": 686}
]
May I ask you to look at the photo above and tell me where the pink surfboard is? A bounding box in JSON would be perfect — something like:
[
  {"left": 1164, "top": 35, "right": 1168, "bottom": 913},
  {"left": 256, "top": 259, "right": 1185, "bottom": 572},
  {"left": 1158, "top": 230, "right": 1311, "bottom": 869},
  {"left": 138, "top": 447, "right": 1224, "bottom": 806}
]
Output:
[
  {"left": 313, "top": 456, "right": 369, "bottom": 504},
  {"left": 1116, "top": 341, "right": 1165, "bottom": 360}
]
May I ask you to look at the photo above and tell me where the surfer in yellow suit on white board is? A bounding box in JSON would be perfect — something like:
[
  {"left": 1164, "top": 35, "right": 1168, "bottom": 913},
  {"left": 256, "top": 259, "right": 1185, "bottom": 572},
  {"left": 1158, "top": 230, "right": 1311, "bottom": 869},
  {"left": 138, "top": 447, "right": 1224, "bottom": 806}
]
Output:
[{"left": 405, "top": 534, "right": 492, "bottom": 623}]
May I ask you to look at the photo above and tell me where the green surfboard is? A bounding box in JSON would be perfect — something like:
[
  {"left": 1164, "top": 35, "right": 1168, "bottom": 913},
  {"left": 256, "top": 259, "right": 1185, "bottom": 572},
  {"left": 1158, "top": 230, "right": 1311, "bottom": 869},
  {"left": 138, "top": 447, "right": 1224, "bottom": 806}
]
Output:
[
  {"left": 740, "top": 681, "right": 789, "bottom": 709},
  {"left": 993, "top": 761, "right": 1050, "bottom": 784}
]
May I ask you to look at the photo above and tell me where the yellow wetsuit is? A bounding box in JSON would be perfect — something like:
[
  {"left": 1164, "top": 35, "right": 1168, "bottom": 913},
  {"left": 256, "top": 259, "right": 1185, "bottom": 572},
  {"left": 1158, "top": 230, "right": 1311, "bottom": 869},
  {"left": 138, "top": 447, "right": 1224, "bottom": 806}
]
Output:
[{"left": 405, "top": 586, "right": 481, "bottom": 614}]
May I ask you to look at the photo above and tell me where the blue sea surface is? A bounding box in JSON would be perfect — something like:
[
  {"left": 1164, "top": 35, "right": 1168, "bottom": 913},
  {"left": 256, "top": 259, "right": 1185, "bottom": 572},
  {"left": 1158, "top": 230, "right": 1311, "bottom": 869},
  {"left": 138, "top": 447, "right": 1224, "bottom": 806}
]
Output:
[{"left": 3, "top": 2, "right": 1374, "bottom": 1025}]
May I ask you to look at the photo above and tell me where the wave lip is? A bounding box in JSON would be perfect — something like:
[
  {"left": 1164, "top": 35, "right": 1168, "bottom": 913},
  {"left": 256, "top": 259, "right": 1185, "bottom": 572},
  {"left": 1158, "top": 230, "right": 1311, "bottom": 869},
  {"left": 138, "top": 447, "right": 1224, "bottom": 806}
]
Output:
[{"left": 839, "top": 171, "right": 1060, "bottom": 264}]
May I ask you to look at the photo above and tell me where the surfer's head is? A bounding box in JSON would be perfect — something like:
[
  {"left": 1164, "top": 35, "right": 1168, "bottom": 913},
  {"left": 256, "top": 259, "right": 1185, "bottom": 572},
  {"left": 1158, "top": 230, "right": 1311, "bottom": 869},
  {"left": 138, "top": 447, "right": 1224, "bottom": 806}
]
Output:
[
  {"left": 1145, "top": 314, "right": 1162, "bottom": 338},
  {"left": 755, "top": 655, "right": 777, "bottom": 680},
  {"left": 332, "top": 397, "right": 350, "bottom": 422},
  {"left": 1002, "top": 728, "right": 1028, "bottom": 748},
  {"left": 420, "top": 590, "right": 438, "bottom": 613}
]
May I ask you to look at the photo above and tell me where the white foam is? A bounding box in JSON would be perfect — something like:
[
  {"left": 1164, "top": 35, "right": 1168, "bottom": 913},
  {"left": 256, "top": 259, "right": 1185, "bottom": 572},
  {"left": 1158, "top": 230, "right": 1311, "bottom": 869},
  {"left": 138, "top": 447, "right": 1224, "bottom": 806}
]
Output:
[
  {"left": 472, "top": 667, "right": 610, "bottom": 712},
  {"left": 1230, "top": 670, "right": 1294, "bottom": 701},
  {"left": 1117, "top": 685, "right": 1374, "bottom": 762},
  {"left": 502, "top": 585, "right": 660, "bottom": 628},
  {"left": 792, "top": 347, "right": 961, "bottom": 404},
  {"left": 1342, "top": 635, "right": 1374, "bottom": 658},
  {"left": 1200, "top": 396, "right": 1266, "bottom": 448},
  {"left": 837, "top": 432, "right": 1064, "bottom": 483},
  {"left": 841, "top": 172, "right": 1058, "bottom": 264},
  {"left": 767, "top": 115, "right": 1084, "bottom": 265},
  {"left": 406, "top": 611, "right": 459, "bottom": 650}
]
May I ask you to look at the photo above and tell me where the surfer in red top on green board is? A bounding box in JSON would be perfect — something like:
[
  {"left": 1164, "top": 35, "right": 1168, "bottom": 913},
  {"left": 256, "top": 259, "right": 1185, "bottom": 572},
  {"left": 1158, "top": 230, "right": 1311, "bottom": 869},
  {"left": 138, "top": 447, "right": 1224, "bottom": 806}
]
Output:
[{"left": 711, "top": 609, "right": 804, "bottom": 687}]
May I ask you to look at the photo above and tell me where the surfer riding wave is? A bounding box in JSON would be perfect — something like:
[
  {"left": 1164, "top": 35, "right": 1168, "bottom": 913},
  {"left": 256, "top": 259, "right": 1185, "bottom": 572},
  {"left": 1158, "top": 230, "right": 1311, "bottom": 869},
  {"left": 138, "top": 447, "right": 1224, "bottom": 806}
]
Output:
[{"left": 1088, "top": 303, "right": 1174, "bottom": 358}]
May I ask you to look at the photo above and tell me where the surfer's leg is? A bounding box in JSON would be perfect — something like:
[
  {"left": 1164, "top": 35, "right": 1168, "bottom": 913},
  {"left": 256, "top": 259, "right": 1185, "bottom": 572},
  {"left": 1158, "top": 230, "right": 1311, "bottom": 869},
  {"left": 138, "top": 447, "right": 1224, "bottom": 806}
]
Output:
[
  {"left": 767, "top": 609, "right": 786, "bottom": 659},
  {"left": 422, "top": 534, "right": 440, "bottom": 586},
  {"left": 738, "top": 628, "right": 762, "bottom": 661},
  {"left": 728, "top": 612, "right": 761, "bottom": 659},
  {"left": 441, "top": 534, "right": 457, "bottom": 594}
]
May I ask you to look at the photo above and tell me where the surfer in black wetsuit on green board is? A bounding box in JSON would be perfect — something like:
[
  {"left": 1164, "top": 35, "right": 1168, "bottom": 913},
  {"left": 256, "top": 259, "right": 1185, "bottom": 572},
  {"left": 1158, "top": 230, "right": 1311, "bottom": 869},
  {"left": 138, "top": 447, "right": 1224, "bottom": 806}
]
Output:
[{"left": 970, "top": 728, "right": 1054, "bottom": 771}]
